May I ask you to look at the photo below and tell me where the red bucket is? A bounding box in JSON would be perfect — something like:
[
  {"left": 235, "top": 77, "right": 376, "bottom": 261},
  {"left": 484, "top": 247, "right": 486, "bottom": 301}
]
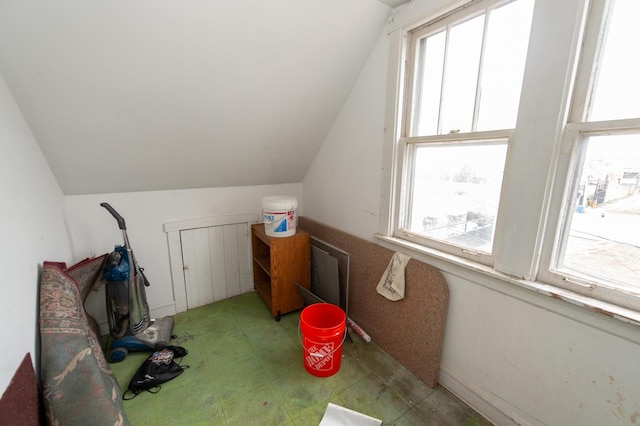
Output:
[{"left": 300, "top": 303, "right": 347, "bottom": 377}]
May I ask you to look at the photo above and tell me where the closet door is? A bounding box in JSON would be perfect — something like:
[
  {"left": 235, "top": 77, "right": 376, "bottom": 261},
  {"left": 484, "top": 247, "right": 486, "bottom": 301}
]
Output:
[{"left": 180, "top": 223, "right": 253, "bottom": 309}]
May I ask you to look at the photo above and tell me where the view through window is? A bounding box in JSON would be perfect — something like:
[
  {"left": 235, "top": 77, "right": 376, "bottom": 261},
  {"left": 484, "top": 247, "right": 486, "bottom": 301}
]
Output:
[
  {"left": 562, "top": 135, "right": 640, "bottom": 290},
  {"left": 390, "top": 0, "right": 640, "bottom": 311},
  {"left": 402, "top": 0, "right": 533, "bottom": 258},
  {"left": 407, "top": 142, "right": 508, "bottom": 253},
  {"left": 555, "top": 0, "right": 640, "bottom": 294}
]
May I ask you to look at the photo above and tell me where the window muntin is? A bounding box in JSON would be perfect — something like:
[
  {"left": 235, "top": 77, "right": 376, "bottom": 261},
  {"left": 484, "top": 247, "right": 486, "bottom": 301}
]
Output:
[
  {"left": 409, "top": 0, "right": 533, "bottom": 137},
  {"left": 387, "top": 0, "right": 640, "bottom": 314},
  {"left": 544, "top": 0, "right": 640, "bottom": 308},
  {"left": 399, "top": 0, "right": 533, "bottom": 260}
]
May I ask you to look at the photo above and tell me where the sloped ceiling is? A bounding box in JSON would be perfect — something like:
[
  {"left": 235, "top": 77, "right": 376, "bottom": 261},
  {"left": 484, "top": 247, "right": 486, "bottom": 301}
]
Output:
[{"left": 0, "top": 0, "right": 398, "bottom": 195}]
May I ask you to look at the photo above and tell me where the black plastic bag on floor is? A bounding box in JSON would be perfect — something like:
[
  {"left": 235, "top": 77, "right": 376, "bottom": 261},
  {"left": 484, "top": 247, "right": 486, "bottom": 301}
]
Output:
[{"left": 123, "top": 346, "right": 189, "bottom": 400}]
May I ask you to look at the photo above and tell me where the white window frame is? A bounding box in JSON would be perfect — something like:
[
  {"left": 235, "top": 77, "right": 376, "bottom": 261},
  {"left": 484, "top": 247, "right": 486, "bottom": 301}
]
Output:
[
  {"left": 391, "top": 0, "right": 527, "bottom": 266},
  {"left": 396, "top": 131, "right": 512, "bottom": 266},
  {"left": 537, "top": 0, "right": 640, "bottom": 312},
  {"left": 379, "top": 0, "right": 640, "bottom": 320}
]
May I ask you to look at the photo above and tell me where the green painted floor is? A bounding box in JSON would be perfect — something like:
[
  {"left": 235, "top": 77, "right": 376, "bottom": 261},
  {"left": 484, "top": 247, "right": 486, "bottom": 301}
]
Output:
[{"left": 110, "top": 292, "right": 491, "bottom": 425}]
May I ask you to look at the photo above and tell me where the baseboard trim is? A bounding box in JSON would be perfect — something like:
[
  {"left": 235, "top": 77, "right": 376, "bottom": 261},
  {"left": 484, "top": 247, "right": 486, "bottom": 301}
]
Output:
[
  {"left": 150, "top": 301, "right": 178, "bottom": 319},
  {"left": 438, "top": 367, "right": 520, "bottom": 426}
]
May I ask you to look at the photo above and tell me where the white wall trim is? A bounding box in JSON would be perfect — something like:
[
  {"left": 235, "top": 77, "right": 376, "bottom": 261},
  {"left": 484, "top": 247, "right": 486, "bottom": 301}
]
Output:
[
  {"left": 163, "top": 214, "right": 259, "bottom": 233},
  {"left": 150, "top": 301, "right": 178, "bottom": 319},
  {"left": 387, "top": 0, "right": 470, "bottom": 34},
  {"left": 375, "top": 234, "right": 640, "bottom": 345}
]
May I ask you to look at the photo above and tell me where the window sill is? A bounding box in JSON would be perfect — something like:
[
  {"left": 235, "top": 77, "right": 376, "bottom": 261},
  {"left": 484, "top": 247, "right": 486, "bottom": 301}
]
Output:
[{"left": 374, "top": 234, "right": 640, "bottom": 344}]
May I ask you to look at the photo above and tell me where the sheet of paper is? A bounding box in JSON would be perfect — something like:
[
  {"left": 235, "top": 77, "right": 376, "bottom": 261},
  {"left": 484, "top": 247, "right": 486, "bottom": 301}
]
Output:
[{"left": 318, "top": 403, "right": 382, "bottom": 426}]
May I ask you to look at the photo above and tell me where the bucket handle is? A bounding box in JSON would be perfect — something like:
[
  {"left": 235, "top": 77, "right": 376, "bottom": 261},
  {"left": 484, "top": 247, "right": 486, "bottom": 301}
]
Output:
[{"left": 297, "top": 323, "right": 348, "bottom": 358}]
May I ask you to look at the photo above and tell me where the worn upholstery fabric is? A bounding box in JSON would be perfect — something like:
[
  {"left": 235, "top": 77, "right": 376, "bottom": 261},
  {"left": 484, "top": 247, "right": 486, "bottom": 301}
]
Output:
[
  {"left": 65, "top": 255, "right": 108, "bottom": 338},
  {"left": 39, "top": 259, "right": 129, "bottom": 426}
]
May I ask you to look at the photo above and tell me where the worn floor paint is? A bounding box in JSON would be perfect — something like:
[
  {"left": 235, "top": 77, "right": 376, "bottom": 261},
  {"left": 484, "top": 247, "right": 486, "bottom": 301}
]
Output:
[{"left": 110, "top": 292, "right": 491, "bottom": 425}]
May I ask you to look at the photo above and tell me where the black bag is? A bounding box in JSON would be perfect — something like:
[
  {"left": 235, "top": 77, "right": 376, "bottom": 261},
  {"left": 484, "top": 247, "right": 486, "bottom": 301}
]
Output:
[{"left": 123, "top": 346, "right": 189, "bottom": 400}]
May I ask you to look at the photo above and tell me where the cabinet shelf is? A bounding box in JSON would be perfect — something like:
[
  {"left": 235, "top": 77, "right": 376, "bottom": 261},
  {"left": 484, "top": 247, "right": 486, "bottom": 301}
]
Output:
[
  {"left": 251, "top": 224, "right": 310, "bottom": 320},
  {"left": 253, "top": 254, "right": 271, "bottom": 275}
]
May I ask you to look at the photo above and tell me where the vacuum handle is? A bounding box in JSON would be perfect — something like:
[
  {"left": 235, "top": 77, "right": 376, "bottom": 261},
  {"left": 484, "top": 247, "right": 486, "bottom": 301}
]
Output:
[{"left": 100, "top": 202, "right": 126, "bottom": 230}]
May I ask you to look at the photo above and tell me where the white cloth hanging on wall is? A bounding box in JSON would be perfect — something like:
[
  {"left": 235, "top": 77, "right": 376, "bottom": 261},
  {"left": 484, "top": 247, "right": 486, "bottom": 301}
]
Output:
[{"left": 376, "top": 252, "right": 411, "bottom": 301}]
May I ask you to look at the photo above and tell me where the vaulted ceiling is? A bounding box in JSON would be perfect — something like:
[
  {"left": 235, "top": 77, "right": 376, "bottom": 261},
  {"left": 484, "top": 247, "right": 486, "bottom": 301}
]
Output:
[{"left": 0, "top": 0, "right": 409, "bottom": 195}]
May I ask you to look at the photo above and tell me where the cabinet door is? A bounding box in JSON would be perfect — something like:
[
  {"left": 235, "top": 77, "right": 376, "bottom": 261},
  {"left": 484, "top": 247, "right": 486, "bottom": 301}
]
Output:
[{"left": 181, "top": 223, "right": 253, "bottom": 309}]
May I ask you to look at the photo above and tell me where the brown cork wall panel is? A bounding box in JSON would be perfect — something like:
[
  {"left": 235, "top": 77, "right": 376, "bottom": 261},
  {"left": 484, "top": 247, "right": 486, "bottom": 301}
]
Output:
[{"left": 299, "top": 216, "right": 449, "bottom": 388}]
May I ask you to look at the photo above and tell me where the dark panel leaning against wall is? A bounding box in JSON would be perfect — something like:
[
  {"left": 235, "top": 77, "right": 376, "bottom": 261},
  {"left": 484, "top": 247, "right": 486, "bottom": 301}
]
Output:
[{"left": 298, "top": 216, "right": 449, "bottom": 388}]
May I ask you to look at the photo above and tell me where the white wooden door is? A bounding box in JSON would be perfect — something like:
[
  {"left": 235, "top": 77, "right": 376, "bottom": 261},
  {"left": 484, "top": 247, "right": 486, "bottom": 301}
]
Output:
[{"left": 180, "top": 222, "right": 253, "bottom": 309}]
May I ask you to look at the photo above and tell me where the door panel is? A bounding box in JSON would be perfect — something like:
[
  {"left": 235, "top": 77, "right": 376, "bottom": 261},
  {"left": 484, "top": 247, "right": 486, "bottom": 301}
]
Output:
[{"left": 181, "top": 223, "right": 252, "bottom": 309}]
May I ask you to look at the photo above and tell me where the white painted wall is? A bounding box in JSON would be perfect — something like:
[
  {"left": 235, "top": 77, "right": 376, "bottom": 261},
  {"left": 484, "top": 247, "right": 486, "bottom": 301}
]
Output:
[
  {"left": 436, "top": 270, "right": 640, "bottom": 426},
  {"left": 0, "top": 62, "right": 303, "bottom": 393},
  {"left": 302, "top": 0, "right": 640, "bottom": 424},
  {"left": 302, "top": 30, "right": 388, "bottom": 240},
  {"left": 2, "top": 1, "right": 638, "bottom": 422},
  {"left": 0, "top": 73, "right": 72, "bottom": 394},
  {"left": 63, "top": 184, "right": 302, "bottom": 329}
]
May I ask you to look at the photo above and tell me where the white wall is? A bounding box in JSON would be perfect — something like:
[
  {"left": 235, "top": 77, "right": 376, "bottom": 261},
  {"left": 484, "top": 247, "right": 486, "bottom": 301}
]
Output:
[
  {"left": 437, "top": 270, "right": 640, "bottom": 426},
  {"left": 0, "top": 58, "right": 303, "bottom": 392},
  {"left": 302, "top": 31, "right": 388, "bottom": 240},
  {"left": 0, "top": 73, "right": 72, "bottom": 394},
  {"left": 3, "top": 0, "right": 638, "bottom": 420},
  {"left": 302, "top": 1, "right": 640, "bottom": 424},
  {"left": 64, "top": 184, "right": 302, "bottom": 328}
]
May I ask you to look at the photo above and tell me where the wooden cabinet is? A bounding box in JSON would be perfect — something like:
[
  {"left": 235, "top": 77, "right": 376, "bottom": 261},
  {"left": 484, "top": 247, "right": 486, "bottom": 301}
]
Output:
[{"left": 251, "top": 224, "right": 310, "bottom": 320}]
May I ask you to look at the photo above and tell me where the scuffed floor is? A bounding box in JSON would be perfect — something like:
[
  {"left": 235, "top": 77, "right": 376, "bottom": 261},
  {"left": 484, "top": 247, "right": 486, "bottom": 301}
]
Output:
[{"left": 110, "top": 292, "right": 491, "bottom": 425}]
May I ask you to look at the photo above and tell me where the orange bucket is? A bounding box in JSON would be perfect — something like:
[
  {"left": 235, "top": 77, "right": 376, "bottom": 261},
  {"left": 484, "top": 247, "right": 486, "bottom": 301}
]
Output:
[{"left": 300, "top": 303, "right": 346, "bottom": 377}]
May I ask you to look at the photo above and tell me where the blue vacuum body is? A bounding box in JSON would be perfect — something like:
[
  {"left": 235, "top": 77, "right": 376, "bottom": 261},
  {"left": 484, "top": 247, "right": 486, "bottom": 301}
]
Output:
[{"left": 101, "top": 203, "right": 174, "bottom": 363}]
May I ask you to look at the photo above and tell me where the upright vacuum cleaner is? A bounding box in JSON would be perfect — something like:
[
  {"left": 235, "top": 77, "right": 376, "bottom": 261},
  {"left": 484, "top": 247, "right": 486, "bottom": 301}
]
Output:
[{"left": 101, "top": 202, "right": 174, "bottom": 363}]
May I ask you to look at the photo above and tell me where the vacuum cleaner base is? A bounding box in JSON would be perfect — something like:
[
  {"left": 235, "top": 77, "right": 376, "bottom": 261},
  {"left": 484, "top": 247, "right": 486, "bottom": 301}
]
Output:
[
  {"left": 109, "top": 316, "right": 175, "bottom": 363},
  {"left": 135, "top": 316, "right": 175, "bottom": 348}
]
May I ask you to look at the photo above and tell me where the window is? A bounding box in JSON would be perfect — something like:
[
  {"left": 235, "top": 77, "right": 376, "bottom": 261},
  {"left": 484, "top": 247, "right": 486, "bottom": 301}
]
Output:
[
  {"left": 397, "top": 0, "right": 534, "bottom": 264},
  {"left": 541, "top": 0, "right": 640, "bottom": 309},
  {"left": 384, "top": 0, "right": 640, "bottom": 314}
]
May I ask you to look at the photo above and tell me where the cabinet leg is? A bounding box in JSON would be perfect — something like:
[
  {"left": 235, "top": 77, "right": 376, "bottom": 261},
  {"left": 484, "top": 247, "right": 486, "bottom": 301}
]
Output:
[{"left": 275, "top": 311, "right": 282, "bottom": 321}]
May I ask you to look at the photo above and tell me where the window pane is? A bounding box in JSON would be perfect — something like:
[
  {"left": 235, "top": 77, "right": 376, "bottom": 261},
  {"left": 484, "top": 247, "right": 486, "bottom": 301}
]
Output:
[
  {"left": 440, "top": 15, "right": 484, "bottom": 134},
  {"left": 412, "top": 31, "right": 446, "bottom": 136},
  {"left": 589, "top": 0, "right": 640, "bottom": 121},
  {"left": 560, "top": 134, "right": 640, "bottom": 289},
  {"left": 405, "top": 142, "right": 508, "bottom": 253},
  {"left": 409, "top": 0, "right": 533, "bottom": 137},
  {"left": 477, "top": 0, "right": 533, "bottom": 131}
]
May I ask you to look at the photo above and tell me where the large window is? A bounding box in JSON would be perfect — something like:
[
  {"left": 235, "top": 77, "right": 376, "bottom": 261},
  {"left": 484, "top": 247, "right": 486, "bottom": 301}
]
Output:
[
  {"left": 398, "top": 0, "right": 534, "bottom": 264},
  {"left": 540, "top": 0, "right": 640, "bottom": 309},
  {"left": 386, "top": 0, "right": 640, "bottom": 314}
]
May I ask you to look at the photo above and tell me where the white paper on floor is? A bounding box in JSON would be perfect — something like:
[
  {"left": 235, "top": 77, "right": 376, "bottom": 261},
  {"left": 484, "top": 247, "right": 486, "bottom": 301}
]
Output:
[{"left": 318, "top": 403, "right": 382, "bottom": 426}]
